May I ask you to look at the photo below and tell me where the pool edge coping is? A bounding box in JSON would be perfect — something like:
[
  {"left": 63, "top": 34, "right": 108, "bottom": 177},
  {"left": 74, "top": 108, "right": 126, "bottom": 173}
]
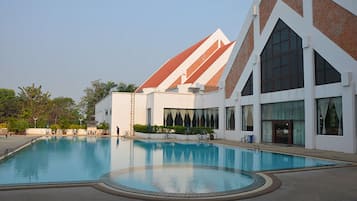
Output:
[{"left": 93, "top": 172, "right": 281, "bottom": 201}]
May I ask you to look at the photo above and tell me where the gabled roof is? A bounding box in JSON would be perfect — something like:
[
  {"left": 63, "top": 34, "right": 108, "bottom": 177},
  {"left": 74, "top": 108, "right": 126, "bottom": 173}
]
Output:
[
  {"left": 135, "top": 36, "right": 210, "bottom": 92},
  {"left": 136, "top": 29, "right": 233, "bottom": 93},
  {"left": 185, "top": 42, "right": 234, "bottom": 84}
]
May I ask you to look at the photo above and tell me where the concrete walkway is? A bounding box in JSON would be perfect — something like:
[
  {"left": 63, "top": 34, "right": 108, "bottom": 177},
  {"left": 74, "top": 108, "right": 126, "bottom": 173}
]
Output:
[
  {"left": 1, "top": 136, "right": 357, "bottom": 201},
  {"left": 0, "top": 135, "right": 40, "bottom": 159},
  {"left": 213, "top": 139, "right": 357, "bottom": 163}
]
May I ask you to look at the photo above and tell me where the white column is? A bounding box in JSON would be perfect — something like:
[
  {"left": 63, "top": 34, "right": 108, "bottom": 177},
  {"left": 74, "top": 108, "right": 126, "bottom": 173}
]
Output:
[
  {"left": 218, "top": 91, "right": 226, "bottom": 139},
  {"left": 303, "top": 44, "right": 316, "bottom": 149},
  {"left": 253, "top": 55, "right": 261, "bottom": 143},
  {"left": 342, "top": 81, "right": 356, "bottom": 153},
  {"left": 236, "top": 100, "right": 242, "bottom": 134},
  {"left": 252, "top": 2, "right": 261, "bottom": 144}
]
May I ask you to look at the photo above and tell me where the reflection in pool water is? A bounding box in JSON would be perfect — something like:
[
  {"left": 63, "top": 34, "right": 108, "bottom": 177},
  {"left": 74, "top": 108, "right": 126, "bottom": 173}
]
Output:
[
  {"left": 0, "top": 137, "right": 337, "bottom": 189},
  {"left": 104, "top": 166, "right": 257, "bottom": 194}
]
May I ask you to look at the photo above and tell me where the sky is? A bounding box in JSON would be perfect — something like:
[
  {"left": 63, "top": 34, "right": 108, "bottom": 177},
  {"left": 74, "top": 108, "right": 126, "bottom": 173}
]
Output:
[{"left": 0, "top": 0, "right": 253, "bottom": 102}]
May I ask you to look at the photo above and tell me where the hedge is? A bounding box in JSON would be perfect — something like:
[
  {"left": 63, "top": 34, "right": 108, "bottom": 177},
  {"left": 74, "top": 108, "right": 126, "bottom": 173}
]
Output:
[{"left": 133, "top": 124, "right": 214, "bottom": 135}]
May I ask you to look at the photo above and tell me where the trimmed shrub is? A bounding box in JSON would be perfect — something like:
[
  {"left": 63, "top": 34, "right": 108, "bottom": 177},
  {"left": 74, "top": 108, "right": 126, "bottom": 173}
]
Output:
[
  {"left": 134, "top": 124, "right": 150, "bottom": 133},
  {"left": 97, "top": 122, "right": 109, "bottom": 130},
  {"left": 50, "top": 124, "right": 60, "bottom": 130},
  {"left": 69, "top": 124, "right": 81, "bottom": 129},
  {"left": 0, "top": 122, "right": 7, "bottom": 128},
  {"left": 8, "top": 118, "right": 29, "bottom": 134},
  {"left": 173, "top": 126, "right": 186, "bottom": 134}
]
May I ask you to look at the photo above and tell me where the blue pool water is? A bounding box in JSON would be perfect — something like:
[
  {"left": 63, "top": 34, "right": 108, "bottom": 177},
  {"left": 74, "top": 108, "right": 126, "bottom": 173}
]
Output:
[{"left": 0, "top": 137, "right": 338, "bottom": 193}]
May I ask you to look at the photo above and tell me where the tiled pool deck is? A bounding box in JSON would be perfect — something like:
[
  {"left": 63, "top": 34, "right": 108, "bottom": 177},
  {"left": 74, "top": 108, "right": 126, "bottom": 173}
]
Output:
[{"left": 0, "top": 135, "right": 357, "bottom": 201}]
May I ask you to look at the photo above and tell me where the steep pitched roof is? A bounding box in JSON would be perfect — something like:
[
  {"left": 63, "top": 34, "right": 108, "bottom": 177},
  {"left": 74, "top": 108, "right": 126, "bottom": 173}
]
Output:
[
  {"left": 136, "top": 29, "right": 232, "bottom": 93},
  {"left": 135, "top": 36, "right": 210, "bottom": 92},
  {"left": 185, "top": 42, "right": 234, "bottom": 84}
]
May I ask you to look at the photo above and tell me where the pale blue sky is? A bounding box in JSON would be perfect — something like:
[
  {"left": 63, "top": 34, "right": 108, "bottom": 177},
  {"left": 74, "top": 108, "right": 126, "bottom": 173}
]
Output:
[{"left": 0, "top": 0, "right": 253, "bottom": 101}]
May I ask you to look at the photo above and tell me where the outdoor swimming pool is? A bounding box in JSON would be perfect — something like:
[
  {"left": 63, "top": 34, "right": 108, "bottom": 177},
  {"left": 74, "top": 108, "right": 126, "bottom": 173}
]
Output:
[{"left": 0, "top": 137, "right": 338, "bottom": 196}]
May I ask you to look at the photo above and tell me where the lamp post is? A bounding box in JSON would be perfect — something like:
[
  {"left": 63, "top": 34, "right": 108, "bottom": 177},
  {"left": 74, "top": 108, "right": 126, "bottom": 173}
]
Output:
[
  {"left": 79, "top": 118, "right": 83, "bottom": 126},
  {"left": 33, "top": 117, "right": 38, "bottom": 128}
]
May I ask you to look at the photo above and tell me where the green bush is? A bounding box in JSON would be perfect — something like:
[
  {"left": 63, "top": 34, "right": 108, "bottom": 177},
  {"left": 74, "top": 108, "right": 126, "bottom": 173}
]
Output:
[
  {"left": 97, "top": 122, "right": 109, "bottom": 130},
  {"left": 134, "top": 124, "right": 149, "bottom": 133},
  {"left": 173, "top": 126, "right": 186, "bottom": 134},
  {"left": 50, "top": 124, "right": 60, "bottom": 130},
  {"left": 0, "top": 122, "right": 7, "bottom": 128},
  {"left": 69, "top": 124, "right": 82, "bottom": 129},
  {"left": 8, "top": 118, "right": 29, "bottom": 134}
]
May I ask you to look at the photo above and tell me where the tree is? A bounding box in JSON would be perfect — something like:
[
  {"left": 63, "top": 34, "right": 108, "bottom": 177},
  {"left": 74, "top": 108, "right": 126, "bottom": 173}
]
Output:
[
  {"left": 116, "top": 82, "right": 137, "bottom": 92},
  {"left": 49, "top": 97, "right": 80, "bottom": 128},
  {"left": 0, "top": 88, "right": 19, "bottom": 123},
  {"left": 80, "top": 80, "right": 137, "bottom": 121},
  {"left": 80, "top": 80, "right": 117, "bottom": 119},
  {"left": 17, "top": 84, "right": 51, "bottom": 127}
]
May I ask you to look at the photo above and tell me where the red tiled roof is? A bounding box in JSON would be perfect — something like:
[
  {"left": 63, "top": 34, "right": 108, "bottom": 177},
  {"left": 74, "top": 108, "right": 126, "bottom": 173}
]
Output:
[
  {"left": 136, "top": 35, "right": 210, "bottom": 92},
  {"left": 204, "top": 66, "right": 225, "bottom": 92},
  {"left": 168, "top": 76, "right": 182, "bottom": 89},
  {"left": 185, "top": 42, "right": 234, "bottom": 84}
]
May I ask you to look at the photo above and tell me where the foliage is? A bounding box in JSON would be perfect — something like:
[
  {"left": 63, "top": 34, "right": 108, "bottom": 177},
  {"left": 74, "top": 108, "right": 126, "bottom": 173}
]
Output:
[
  {"left": 50, "top": 124, "right": 60, "bottom": 130},
  {"left": 173, "top": 126, "right": 186, "bottom": 134},
  {"left": 17, "top": 84, "right": 51, "bottom": 126},
  {"left": 69, "top": 124, "right": 84, "bottom": 129},
  {"left": 116, "top": 82, "right": 137, "bottom": 92},
  {"left": 8, "top": 118, "right": 29, "bottom": 133},
  {"left": 133, "top": 124, "right": 214, "bottom": 135},
  {"left": 97, "top": 121, "right": 109, "bottom": 130},
  {"left": 0, "top": 85, "right": 83, "bottom": 130},
  {"left": 134, "top": 124, "right": 150, "bottom": 133},
  {"left": 80, "top": 80, "right": 117, "bottom": 119},
  {"left": 49, "top": 97, "right": 80, "bottom": 126},
  {"left": 0, "top": 88, "right": 19, "bottom": 123},
  {"left": 0, "top": 122, "right": 7, "bottom": 128}
]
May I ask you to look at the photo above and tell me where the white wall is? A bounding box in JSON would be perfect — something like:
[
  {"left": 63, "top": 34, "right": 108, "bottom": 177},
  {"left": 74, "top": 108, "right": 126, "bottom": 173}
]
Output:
[
  {"left": 134, "top": 93, "right": 147, "bottom": 125},
  {"left": 95, "top": 95, "right": 112, "bottom": 128},
  {"left": 219, "top": 0, "right": 357, "bottom": 152},
  {"left": 149, "top": 92, "right": 195, "bottom": 126},
  {"left": 111, "top": 92, "right": 132, "bottom": 136}
]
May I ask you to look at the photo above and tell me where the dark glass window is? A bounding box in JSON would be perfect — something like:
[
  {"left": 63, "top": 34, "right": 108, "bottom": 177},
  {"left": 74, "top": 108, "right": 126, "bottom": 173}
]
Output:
[
  {"left": 225, "top": 107, "right": 235, "bottom": 130},
  {"left": 314, "top": 51, "right": 341, "bottom": 85},
  {"left": 164, "top": 108, "right": 219, "bottom": 129},
  {"left": 241, "top": 73, "right": 253, "bottom": 96},
  {"left": 242, "top": 105, "right": 253, "bottom": 131},
  {"left": 317, "top": 97, "right": 343, "bottom": 136},
  {"left": 260, "top": 19, "right": 304, "bottom": 93}
]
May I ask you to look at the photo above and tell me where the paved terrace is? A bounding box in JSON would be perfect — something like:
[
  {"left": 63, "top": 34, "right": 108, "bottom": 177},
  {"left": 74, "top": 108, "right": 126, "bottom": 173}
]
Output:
[{"left": 0, "top": 135, "right": 356, "bottom": 201}]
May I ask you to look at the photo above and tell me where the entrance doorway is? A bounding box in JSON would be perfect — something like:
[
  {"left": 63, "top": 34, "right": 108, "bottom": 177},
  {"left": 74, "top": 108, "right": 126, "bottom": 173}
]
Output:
[{"left": 272, "top": 120, "right": 293, "bottom": 144}]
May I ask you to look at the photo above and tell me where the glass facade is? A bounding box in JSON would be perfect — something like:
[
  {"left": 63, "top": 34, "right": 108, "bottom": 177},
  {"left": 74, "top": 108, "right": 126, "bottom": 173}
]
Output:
[
  {"left": 225, "top": 107, "right": 235, "bottom": 130},
  {"left": 164, "top": 108, "right": 219, "bottom": 129},
  {"left": 241, "top": 73, "right": 253, "bottom": 96},
  {"left": 261, "top": 101, "right": 305, "bottom": 145},
  {"left": 242, "top": 105, "right": 253, "bottom": 131},
  {"left": 314, "top": 51, "right": 341, "bottom": 85},
  {"left": 260, "top": 19, "right": 304, "bottom": 93},
  {"left": 317, "top": 97, "right": 343, "bottom": 136}
]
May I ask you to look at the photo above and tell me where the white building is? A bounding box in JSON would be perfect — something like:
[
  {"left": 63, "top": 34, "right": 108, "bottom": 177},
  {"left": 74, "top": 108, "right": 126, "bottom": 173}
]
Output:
[{"left": 96, "top": 0, "right": 357, "bottom": 153}]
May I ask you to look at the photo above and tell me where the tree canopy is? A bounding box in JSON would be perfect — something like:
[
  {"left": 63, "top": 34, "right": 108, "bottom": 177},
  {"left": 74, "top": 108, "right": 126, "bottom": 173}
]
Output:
[
  {"left": 0, "top": 80, "right": 136, "bottom": 132},
  {"left": 80, "top": 80, "right": 137, "bottom": 119}
]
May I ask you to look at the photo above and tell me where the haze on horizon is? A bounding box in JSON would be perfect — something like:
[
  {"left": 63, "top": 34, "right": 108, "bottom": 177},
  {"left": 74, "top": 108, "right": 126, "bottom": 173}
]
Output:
[{"left": 0, "top": 0, "right": 253, "bottom": 102}]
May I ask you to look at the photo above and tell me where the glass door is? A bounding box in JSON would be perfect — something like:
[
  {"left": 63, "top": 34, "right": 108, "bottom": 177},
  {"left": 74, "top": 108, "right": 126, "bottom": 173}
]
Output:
[{"left": 272, "top": 120, "right": 293, "bottom": 144}]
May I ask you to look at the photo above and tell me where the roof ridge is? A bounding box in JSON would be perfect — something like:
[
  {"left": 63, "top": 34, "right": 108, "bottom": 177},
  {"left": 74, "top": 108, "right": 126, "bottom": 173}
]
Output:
[
  {"left": 135, "top": 35, "right": 211, "bottom": 93},
  {"left": 184, "top": 42, "right": 234, "bottom": 84}
]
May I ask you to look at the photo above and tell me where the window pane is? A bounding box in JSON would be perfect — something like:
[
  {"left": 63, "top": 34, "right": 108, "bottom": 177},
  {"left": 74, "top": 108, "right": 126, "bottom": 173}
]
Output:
[
  {"left": 316, "top": 97, "right": 342, "bottom": 135},
  {"left": 260, "top": 19, "right": 303, "bottom": 93}
]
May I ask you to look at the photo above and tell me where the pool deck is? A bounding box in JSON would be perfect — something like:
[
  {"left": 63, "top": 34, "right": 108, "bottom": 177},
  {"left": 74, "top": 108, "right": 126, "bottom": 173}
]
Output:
[{"left": 0, "top": 135, "right": 357, "bottom": 201}]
